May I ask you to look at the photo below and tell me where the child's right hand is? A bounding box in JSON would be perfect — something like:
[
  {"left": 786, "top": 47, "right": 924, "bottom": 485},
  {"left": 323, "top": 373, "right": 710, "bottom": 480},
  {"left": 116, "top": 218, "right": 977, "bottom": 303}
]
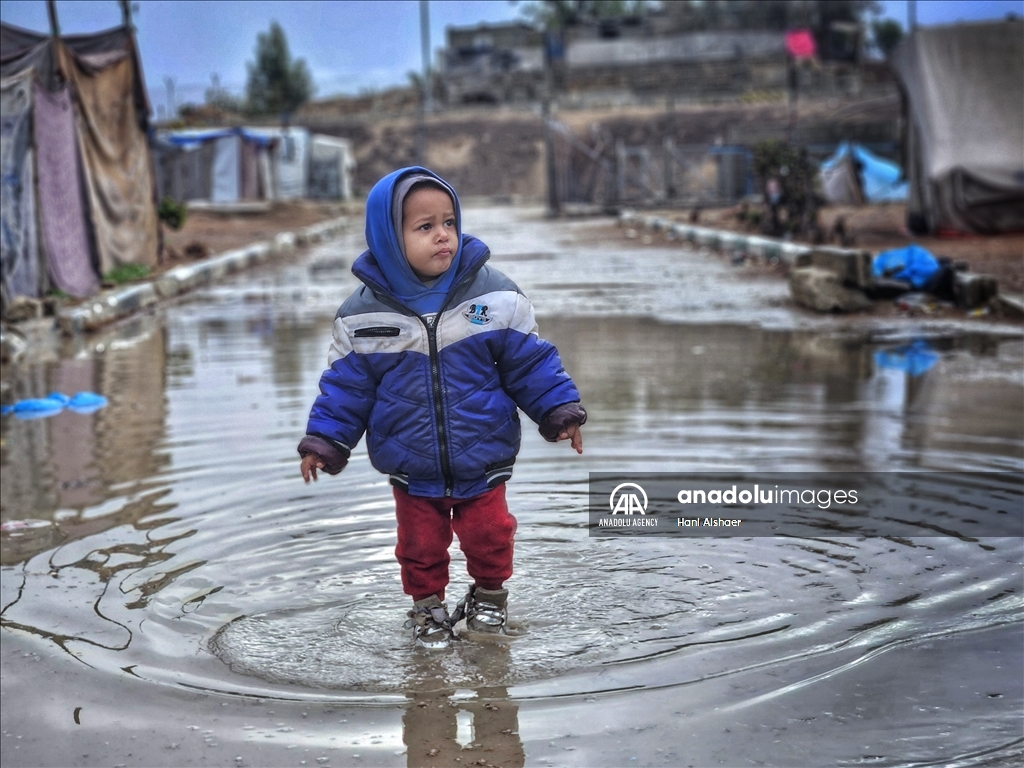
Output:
[{"left": 301, "top": 453, "right": 325, "bottom": 483}]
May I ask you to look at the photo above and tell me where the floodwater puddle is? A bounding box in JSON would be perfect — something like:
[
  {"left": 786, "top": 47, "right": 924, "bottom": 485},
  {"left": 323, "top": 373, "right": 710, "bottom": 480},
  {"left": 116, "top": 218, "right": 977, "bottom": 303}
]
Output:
[{"left": 1, "top": 212, "right": 1022, "bottom": 766}]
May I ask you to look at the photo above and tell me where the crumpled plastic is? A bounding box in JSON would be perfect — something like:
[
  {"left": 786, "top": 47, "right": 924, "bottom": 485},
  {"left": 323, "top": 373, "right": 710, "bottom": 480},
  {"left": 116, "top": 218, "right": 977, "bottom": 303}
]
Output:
[{"left": 0, "top": 391, "right": 108, "bottom": 419}]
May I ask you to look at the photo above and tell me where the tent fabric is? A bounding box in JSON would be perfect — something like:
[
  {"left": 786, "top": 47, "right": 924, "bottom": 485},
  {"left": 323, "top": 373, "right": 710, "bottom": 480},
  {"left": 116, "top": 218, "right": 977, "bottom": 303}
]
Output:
[
  {"left": 819, "top": 151, "right": 864, "bottom": 205},
  {"left": 151, "top": 138, "right": 216, "bottom": 203},
  {"left": 33, "top": 80, "right": 100, "bottom": 297},
  {"left": 819, "top": 142, "right": 907, "bottom": 204},
  {"left": 56, "top": 40, "right": 158, "bottom": 274},
  {"left": 244, "top": 127, "right": 309, "bottom": 199},
  {"left": 211, "top": 135, "right": 240, "bottom": 202},
  {"left": 240, "top": 138, "right": 260, "bottom": 200},
  {"left": 891, "top": 20, "right": 1024, "bottom": 233},
  {"left": 0, "top": 70, "right": 42, "bottom": 300},
  {"left": 309, "top": 135, "right": 355, "bottom": 200}
]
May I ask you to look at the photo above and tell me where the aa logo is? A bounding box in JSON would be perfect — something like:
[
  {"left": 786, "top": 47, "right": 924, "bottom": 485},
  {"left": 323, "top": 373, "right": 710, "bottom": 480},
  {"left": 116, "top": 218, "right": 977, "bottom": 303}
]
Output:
[
  {"left": 463, "top": 303, "right": 491, "bottom": 325},
  {"left": 609, "top": 482, "right": 648, "bottom": 515}
]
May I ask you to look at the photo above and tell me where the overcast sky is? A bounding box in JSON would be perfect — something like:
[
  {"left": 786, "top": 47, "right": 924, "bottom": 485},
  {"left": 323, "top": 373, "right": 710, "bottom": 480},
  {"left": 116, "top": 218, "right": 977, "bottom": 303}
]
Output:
[{"left": 1, "top": 0, "right": 1020, "bottom": 113}]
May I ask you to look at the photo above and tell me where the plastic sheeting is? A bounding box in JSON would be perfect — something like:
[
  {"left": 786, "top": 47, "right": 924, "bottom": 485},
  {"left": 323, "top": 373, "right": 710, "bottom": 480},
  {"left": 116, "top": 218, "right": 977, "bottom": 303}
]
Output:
[
  {"left": 891, "top": 21, "right": 1024, "bottom": 233},
  {"left": 0, "top": 69, "right": 41, "bottom": 300},
  {"left": 872, "top": 244, "right": 940, "bottom": 291},
  {"left": 33, "top": 81, "right": 99, "bottom": 297},
  {"left": 819, "top": 142, "right": 907, "bottom": 204},
  {"left": 211, "top": 135, "right": 240, "bottom": 203},
  {"left": 55, "top": 39, "right": 158, "bottom": 274}
]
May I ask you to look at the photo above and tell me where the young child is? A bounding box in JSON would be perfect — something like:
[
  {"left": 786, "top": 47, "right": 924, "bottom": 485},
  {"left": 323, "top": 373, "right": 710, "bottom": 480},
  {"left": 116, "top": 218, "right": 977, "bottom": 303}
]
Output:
[{"left": 298, "top": 166, "right": 586, "bottom": 649}]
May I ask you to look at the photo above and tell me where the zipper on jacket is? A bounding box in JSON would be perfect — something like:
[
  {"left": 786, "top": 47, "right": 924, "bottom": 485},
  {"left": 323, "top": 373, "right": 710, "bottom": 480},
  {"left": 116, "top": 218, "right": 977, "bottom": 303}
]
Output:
[
  {"left": 423, "top": 313, "right": 453, "bottom": 496},
  {"left": 419, "top": 264, "right": 487, "bottom": 496},
  {"left": 363, "top": 254, "right": 489, "bottom": 497}
]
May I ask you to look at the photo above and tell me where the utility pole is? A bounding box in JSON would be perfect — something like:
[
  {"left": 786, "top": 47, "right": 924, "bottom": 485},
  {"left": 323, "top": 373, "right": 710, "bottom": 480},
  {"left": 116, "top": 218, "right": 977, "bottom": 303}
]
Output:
[
  {"left": 908, "top": 0, "right": 917, "bottom": 31},
  {"left": 416, "top": 0, "right": 430, "bottom": 165},
  {"left": 119, "top": 0, "right": 133, "bottom": 30},
  {"left": 420, "top": 0, "right": 432, "bottom": 114}
]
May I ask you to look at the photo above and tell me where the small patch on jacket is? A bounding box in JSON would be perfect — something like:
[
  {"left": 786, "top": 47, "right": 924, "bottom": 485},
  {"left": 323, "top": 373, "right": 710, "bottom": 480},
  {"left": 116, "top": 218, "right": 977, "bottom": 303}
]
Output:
[
  {"left": 463, "top": 303, "right": 492, "bottom": 326},
  {"left": 353, "top": 326, "right": 401, "bottom": 338}
]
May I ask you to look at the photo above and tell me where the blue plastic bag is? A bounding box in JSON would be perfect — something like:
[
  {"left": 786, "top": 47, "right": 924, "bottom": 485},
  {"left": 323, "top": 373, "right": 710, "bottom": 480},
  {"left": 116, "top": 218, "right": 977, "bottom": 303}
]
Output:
[{"left": 873, "top": 245, "right": 940, "bottom": 290}]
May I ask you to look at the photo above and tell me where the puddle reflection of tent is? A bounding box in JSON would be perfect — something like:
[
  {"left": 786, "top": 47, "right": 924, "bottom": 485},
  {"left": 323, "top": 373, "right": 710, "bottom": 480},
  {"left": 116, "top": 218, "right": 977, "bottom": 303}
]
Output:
[
  {"left": 1, "top": 20, "right": 159, "bottom": 305},
  {"left": 891, "top": 20, "right": 1024, "bottom": 234}
]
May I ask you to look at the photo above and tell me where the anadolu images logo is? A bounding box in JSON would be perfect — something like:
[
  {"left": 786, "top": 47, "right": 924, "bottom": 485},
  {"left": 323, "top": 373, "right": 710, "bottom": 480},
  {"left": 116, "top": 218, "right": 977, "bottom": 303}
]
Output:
[{"left": 609, "top": 482, "right": 648, "bottom": 515}]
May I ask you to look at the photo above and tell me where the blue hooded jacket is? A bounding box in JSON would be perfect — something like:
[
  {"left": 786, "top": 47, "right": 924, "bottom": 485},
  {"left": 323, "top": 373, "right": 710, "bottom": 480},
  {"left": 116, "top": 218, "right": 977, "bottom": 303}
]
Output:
[{"left": 306, "top": 167, "right": 581, "bottom": 498}]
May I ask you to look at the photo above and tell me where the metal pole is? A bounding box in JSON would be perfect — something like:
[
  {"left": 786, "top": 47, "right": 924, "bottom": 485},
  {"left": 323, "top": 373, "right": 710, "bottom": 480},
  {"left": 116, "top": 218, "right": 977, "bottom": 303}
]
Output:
[
  {"left": 543, "top": 32, "right": 560, "bottom": 216},
  {"left": 46, "top": 0, "right": 60, "bottom": 37},
  {"left": 419, "top": 0, "right": 432, "bottom": 113},
  {"left": 908, "top": 0, "right": 917, "bottom": 31},
  {"left": 119, "top": 0, "right": 133, "bottom": 30}
]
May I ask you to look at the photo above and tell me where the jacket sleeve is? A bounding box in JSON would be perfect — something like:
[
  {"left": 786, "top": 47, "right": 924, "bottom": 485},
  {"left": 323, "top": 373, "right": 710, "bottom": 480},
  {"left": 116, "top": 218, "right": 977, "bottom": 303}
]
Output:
[
  {"left": 305, "top": 317, "right": 380, "bottom": 450},
  {"left": 496, "top": 292, "right": 581, "bottom": 424}
]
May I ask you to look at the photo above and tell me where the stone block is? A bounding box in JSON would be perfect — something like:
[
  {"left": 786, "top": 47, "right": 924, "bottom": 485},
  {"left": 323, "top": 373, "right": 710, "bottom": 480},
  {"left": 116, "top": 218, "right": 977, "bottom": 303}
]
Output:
[
  {"left": 789, "top": 266, "right": 872, "bottom": 313},
  {"left": 953, "top": 272, "right": 997, "bottom": 309},
  {"left": 794, "top": 246, "right": 873, "bottom": 288},
  {"left": 3, "top": 296, "right": 44, "bottom": 322}
]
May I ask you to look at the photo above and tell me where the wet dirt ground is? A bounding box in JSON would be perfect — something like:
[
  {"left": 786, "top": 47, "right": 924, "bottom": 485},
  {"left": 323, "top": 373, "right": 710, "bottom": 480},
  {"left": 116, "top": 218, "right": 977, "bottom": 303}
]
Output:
[{"left": 2, "top": 207, "right": 1022, "bottom": 767}]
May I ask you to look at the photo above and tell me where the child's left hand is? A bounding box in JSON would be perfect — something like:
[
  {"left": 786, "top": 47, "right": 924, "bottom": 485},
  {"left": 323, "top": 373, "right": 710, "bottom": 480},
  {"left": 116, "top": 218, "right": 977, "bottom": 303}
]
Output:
[{"left": 557, "top": 424, "right": 583, "bottom": 454}]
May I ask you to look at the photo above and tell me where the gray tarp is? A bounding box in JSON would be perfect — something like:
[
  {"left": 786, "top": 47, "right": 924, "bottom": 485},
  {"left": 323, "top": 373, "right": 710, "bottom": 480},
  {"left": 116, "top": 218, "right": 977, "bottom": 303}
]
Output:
[
  {"left": 891, "top": 20, "right": 1024, "bottom": 233},
  {"left": 33, "top": 80, "right": 99, "bottom": 297},
  {"left": 0, "top": 69, "right": 41, "bottom": 300}
]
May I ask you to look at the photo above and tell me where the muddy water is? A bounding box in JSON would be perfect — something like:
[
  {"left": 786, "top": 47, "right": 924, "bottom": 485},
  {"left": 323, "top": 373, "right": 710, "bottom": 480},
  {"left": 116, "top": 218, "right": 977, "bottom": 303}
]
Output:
[{"left": 2, "top": 208, "right": 1022, "bottom": 767}]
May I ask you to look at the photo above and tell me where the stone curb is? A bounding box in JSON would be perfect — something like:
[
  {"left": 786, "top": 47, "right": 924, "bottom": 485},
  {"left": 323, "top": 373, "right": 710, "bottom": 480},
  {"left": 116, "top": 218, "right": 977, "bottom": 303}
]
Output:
[
  {"left": 618, "top": 209, "right": 812, "bottom": 264},
  {"left": 57, "top": 216, "right": 350, "bottom": 335}
]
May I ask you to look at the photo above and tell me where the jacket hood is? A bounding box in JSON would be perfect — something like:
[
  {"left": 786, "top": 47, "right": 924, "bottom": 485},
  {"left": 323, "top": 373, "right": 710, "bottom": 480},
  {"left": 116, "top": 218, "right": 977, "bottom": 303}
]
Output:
[
  {"left": 359, "top": 166, "right": 466, "bottom": 314},
  {"left": 355, "top": 167, "right": 489, "bottom": 314}
]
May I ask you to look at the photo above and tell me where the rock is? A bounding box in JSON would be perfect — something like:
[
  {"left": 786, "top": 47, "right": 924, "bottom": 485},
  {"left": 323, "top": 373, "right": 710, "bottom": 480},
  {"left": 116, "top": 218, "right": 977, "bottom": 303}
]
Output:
[
  {"left": 789, "top": 267, "right": 872, "bottom": 313},
  {"left": 953, "top": 272, "right": 997, "bottom": 309},
  {"left": 0, "top": 325, "right": 28, "bottom": 362},
  {"left": 3, "top": 296, "right": 43, "bottom": 322}
]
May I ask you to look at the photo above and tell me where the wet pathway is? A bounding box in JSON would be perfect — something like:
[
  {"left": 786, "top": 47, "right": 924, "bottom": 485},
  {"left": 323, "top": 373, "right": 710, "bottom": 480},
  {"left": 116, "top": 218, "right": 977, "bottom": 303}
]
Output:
[{"left": 2, "top": 207, "right": 1022, "bottom": 767}]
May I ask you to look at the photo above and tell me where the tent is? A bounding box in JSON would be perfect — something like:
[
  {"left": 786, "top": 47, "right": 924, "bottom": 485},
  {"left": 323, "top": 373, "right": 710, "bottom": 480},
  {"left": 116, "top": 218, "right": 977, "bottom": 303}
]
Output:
[
  {"left": 309, "top": 134, "right": 355, "bottom": 200},
  {"left": 153, "top": 128, "right": 278, "bottom": 204},
  {"left": 241, "top": 126, "right": 311, "bottom": 200},
  {"left": 1, "top": 21, "right": 158, "bottom": 306},
  {"left": 819, "top": 142, "right": 908, "bottom": 205},
  {"left": 891, "top": 20, "right": 1024, "bottom": 234}
]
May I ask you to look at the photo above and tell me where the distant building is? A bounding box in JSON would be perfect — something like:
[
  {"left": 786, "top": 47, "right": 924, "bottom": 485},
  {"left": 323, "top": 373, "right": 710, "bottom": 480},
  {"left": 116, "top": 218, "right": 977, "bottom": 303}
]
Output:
[{"left": 438, "top": 2, "right": 873, "bottom": 106}]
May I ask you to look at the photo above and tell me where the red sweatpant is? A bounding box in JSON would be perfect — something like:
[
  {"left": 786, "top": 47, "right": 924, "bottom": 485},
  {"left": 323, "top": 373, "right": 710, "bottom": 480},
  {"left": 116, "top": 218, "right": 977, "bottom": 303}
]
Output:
[{"left": 393, "top": 483, "right": 516, "bottom": 602}]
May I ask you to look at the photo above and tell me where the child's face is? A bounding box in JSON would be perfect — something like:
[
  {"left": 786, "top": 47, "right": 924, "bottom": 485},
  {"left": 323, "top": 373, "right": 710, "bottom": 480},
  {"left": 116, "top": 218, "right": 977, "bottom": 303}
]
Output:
[{"left": 402, "top": 186, "right": 456, "bottom": 280}]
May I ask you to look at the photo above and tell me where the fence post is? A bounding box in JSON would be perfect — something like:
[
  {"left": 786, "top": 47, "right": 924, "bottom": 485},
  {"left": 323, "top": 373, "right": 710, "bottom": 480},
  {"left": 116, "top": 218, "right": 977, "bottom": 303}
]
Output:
[{"left": 615, "top": 140, "right": 625, "bottom": 205}]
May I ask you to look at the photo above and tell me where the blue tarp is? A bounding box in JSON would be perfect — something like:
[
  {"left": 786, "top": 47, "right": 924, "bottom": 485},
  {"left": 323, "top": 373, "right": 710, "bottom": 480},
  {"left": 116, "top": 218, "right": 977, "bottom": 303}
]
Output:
[
  {"left": 872, "top": 244, "right": 941, "bottom": 290},
  {"left": 163, "top": 127, "right": 277, "bottom": 149},
  {"left": 820, "top": 142, "right": 908, "bottom": 202}
]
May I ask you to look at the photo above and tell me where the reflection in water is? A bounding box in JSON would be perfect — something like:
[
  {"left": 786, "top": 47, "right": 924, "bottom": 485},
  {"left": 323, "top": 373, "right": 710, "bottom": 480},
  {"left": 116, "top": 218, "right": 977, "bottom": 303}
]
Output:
[
  {"left": 403, "top": 648, "right": 524, "bottom": 768},
  {"left": 1, "top": 254, "right": 1022, "bottom": 765}
]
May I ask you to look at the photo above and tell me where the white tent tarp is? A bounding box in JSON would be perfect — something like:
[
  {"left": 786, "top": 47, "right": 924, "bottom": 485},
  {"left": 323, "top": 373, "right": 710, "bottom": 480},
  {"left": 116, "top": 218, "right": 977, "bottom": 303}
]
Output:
[{"left": 891, "top": 20, "right": 1024, "bottom": 233}]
